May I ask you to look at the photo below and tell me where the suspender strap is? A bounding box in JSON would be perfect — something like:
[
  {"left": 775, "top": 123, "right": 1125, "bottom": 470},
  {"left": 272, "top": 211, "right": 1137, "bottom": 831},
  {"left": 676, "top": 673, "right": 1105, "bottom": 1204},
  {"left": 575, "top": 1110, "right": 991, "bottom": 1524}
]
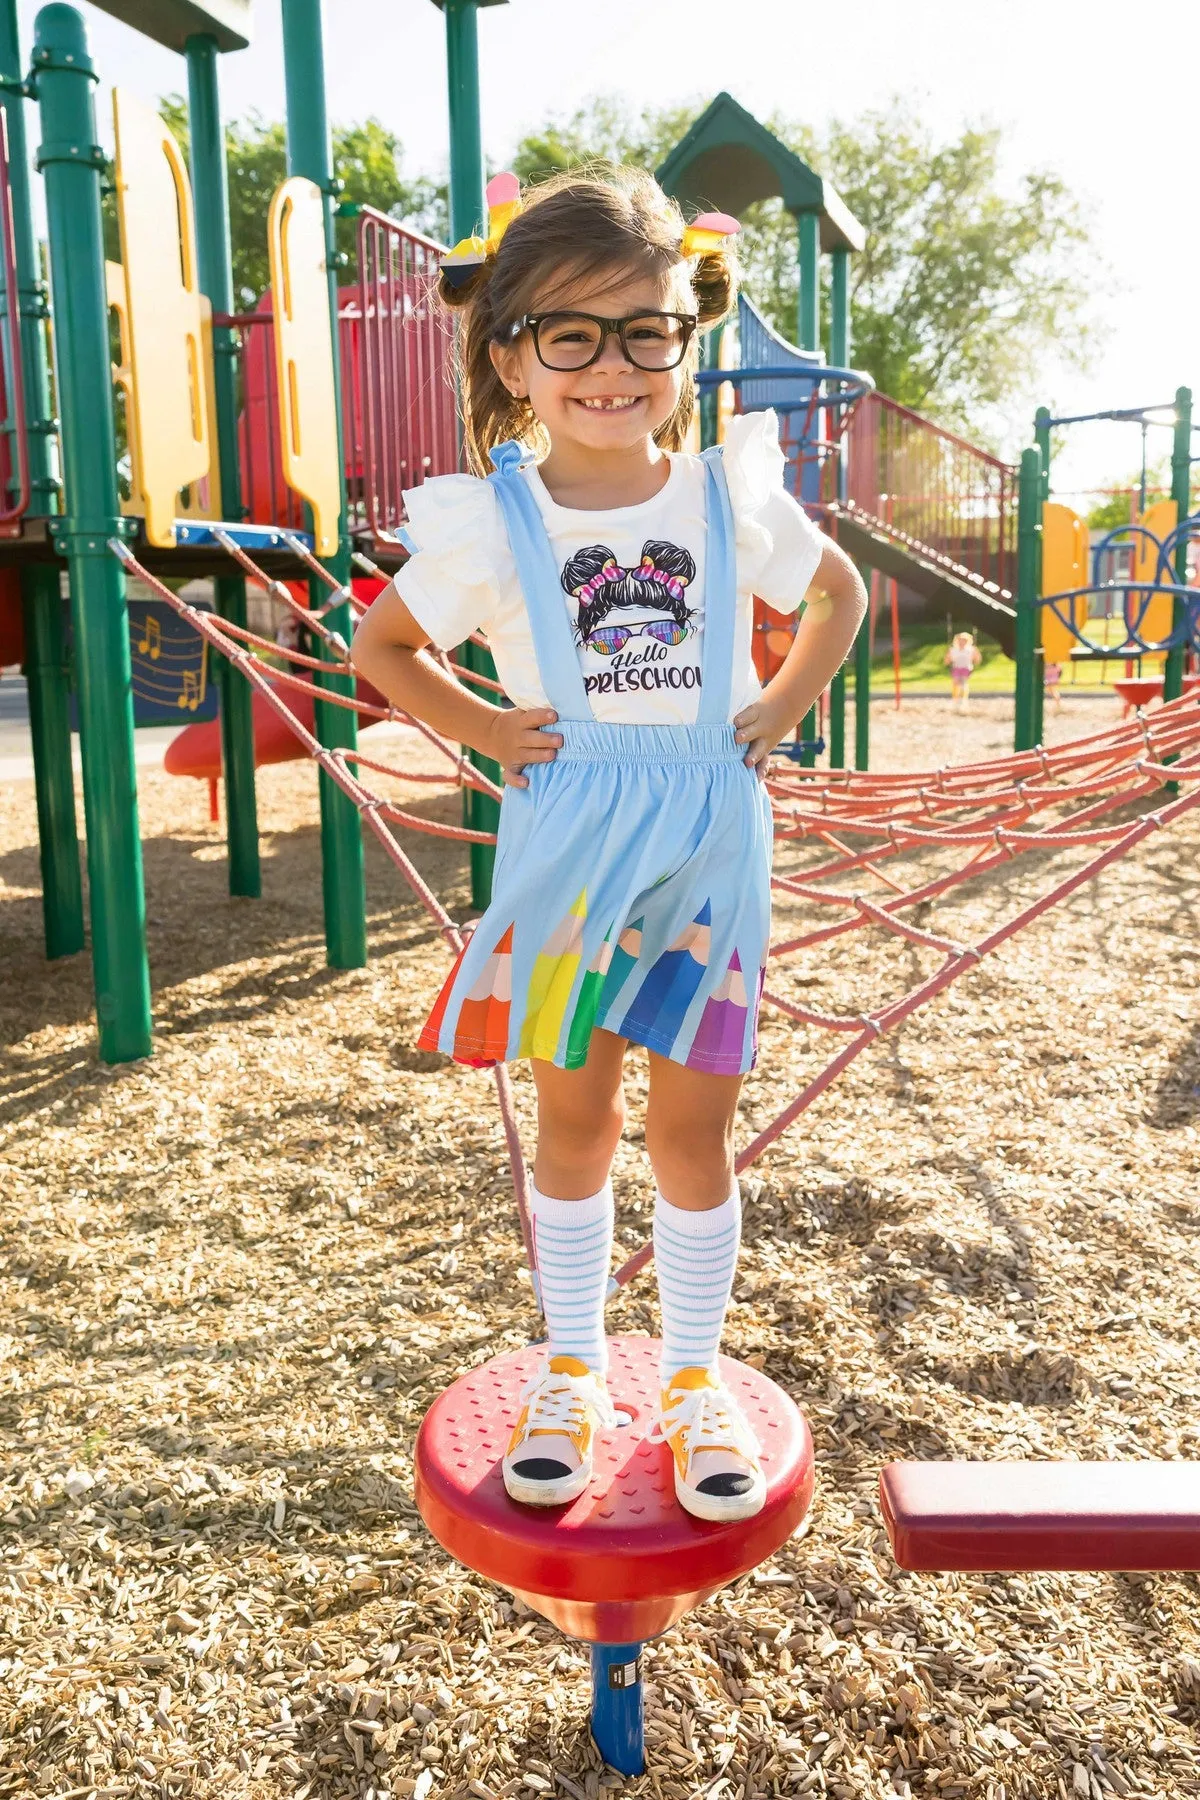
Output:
[
  {"left": 696, "top": 446, "right": 737, "bottom": 726},
  {"left": 487, "top": 441, "right": 592, "bottom": 720}
]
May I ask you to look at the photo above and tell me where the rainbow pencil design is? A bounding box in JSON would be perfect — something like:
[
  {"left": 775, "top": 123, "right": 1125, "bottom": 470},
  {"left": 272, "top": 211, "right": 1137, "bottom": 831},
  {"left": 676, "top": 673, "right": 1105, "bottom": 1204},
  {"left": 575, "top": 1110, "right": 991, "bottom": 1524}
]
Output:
[
  {"left": 564, "top": 929, "right": 616, "bottom": 1068},
  {"left": 451, "top": 922, "right": 514, "bottom": 1065},
  {"left": 620, "top": 901, "right": 712, "bottom": 1053},
  {"left": 520, "top": 890, "right": 587, "bottom": 1060},
  {"left": 418, "top": 937, "right": 470, "bottom": 1055},
  {"left": 686, "top": 948, "right": 751, "bottom": 1072}
]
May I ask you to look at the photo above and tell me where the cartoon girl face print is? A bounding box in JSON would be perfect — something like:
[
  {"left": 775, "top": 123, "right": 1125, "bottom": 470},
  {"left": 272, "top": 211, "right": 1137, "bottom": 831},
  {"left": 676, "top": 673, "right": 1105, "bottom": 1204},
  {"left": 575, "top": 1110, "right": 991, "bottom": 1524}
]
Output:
[{"left": 562, "top": 539, "right": 703, "bottom": 698}]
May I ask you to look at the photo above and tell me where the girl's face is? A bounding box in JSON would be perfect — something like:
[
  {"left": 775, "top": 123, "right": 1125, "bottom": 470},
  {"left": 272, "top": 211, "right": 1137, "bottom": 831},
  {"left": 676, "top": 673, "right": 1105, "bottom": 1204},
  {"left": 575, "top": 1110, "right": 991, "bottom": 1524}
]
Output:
[{"left": 490, "top": 265, "right": 692, "bottom": 457}]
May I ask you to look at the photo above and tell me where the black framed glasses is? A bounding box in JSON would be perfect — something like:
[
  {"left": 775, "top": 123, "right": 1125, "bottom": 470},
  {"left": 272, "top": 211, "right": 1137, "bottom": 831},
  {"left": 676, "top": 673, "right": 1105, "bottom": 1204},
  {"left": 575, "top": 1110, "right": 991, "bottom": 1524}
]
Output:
[{"left": 505, "top": 311, "right": 699, "bottom": 372}]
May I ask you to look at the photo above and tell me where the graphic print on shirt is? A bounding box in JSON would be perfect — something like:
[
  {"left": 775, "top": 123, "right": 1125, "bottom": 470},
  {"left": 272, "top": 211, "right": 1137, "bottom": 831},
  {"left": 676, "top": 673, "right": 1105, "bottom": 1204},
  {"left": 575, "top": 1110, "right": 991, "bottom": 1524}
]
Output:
[{"left": 561, "top": 538, "right": 701, "bottom": 702}]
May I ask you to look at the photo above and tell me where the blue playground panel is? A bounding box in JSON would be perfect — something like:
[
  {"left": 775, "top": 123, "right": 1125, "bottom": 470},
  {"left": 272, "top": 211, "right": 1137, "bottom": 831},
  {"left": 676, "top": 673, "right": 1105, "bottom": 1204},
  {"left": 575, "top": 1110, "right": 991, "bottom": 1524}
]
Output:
[{"left": 68, "top": 596, "right": 219, "bottom": 728}]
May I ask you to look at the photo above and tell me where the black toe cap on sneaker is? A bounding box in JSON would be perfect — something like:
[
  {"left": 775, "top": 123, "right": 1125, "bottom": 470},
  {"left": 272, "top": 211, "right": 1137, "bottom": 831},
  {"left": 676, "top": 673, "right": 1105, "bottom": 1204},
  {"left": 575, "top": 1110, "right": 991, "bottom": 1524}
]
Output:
[
  {"left": 511, "top": 1457, "right": 572, "bottom": 1482},
  {"left": 696, "top": 1472, "right": 755, "bottom": 1497}
]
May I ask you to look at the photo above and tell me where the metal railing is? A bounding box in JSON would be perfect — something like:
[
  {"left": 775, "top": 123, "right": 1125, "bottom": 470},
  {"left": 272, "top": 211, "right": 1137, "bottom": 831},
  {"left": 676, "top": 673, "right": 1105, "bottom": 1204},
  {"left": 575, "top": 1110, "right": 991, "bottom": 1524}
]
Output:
[
  {"left": 831, "top": 390, "right": 1017, "bottom": 597},
  {"left": 357, "top": 207, "right": 458, "bottom": 546},
  {"left": 217, "top": 294, "right": 375, "bottom": 537}
]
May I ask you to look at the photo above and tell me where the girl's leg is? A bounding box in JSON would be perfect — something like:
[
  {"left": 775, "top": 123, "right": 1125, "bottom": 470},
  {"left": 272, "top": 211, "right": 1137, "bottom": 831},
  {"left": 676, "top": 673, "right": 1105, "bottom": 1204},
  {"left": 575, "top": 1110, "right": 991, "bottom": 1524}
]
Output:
[
  {"left": 644, "top": 1052, "right": 743, "bottom": 1370},
  {"left": 503, "top": 1031, "right": 628, "bottom": 1506},
  {"left": 644, "top": 1053, "right": 763, "bottom": 1515},
  {"left": 526, "top": 1026, "right": 628, "bottom": 1376}
]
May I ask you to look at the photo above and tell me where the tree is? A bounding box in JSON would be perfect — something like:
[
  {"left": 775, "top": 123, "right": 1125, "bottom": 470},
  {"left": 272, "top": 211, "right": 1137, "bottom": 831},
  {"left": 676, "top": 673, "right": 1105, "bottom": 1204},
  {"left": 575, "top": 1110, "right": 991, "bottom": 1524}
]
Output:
[
  {"left": 155, "top": 98, "right": 447, "bottom": 307},
  {"left": 507, "top": 97, "right": 1103, "bottom": 447}
]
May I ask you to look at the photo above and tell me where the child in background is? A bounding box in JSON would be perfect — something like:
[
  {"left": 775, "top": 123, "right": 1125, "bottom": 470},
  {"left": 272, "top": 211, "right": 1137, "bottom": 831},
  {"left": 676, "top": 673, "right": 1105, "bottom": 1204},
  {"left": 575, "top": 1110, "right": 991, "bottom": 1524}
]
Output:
[
  {"left": 1044, "top": 659, "right": 1063, "bottom": 712},
  {"left": 351, "top": 169, "right": 866, "bottom": 1522},
  {"left": 945, "top": 630, "right": 982, "bottom": 712}
]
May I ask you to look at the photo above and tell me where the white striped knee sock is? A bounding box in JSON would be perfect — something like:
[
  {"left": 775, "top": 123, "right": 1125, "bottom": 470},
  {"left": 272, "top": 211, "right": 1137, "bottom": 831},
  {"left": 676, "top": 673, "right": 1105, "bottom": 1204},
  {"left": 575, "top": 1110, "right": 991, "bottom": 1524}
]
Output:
[
  {"left": 529, "top": 1180, "right": 614, "bottom": 1375},
  {"left": 654, "top": 1185, "right": 741, "bottom": 1383}
]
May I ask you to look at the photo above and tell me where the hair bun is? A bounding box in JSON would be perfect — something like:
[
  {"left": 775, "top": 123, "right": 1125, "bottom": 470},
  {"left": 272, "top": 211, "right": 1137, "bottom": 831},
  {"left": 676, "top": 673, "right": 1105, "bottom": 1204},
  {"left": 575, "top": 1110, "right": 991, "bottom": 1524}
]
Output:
[{"left": 692, "top": 246, "right": 737, "bottom": 327}]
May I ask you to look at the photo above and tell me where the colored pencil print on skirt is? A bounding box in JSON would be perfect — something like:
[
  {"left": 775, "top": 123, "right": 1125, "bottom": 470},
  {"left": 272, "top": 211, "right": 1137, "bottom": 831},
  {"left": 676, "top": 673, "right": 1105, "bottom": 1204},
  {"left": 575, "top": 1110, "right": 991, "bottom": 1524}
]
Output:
[
  {"left": 619, "top": 901, "right": 712, "bottom": 1054},
  {"left": 418, "top": 923, "right": 514, "bottom": 1066},
  {"left": 519, "top": 890, "right": 587, "bottom": 1059},
  {"left": 688, "top": 947, "right": 754, "bottom": 1072}
]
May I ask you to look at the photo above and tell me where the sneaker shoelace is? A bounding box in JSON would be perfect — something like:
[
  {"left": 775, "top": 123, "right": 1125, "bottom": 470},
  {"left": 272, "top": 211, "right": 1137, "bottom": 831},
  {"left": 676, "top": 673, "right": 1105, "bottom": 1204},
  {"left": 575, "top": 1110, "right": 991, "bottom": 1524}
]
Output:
[
  {"left": 515, "top": 1366, "right": 618, "bottom": 1448},
  {"left": 648, "top": 1384, "right": 762, "bottom": 1478}
]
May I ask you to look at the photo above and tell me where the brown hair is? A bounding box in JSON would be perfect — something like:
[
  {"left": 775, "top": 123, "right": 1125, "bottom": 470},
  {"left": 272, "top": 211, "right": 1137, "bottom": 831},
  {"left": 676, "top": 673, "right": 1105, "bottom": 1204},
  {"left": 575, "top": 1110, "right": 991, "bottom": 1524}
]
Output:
[{"left": 437, "top": 167, "right": 737, "bottom": 476}]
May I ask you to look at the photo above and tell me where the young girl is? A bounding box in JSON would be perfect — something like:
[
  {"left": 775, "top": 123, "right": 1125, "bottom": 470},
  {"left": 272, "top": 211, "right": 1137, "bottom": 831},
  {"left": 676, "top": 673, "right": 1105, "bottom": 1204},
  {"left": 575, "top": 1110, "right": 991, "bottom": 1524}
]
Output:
[
  {"left": 945, "top": 629, "right": 982, "bottom": 711},
  {"left": 351, "top": 169, "right": 866, "bottom": 1524}
]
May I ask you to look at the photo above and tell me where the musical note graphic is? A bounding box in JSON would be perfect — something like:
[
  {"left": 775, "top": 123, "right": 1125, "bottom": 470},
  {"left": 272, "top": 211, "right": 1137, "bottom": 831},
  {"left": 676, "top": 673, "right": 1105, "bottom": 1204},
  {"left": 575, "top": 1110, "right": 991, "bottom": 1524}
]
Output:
[
  {"left": 179, "top": 669, "right": 201, "bottom": 712},
  {"left": 136, "top": 615, "right": 161, "bottom": 660}
]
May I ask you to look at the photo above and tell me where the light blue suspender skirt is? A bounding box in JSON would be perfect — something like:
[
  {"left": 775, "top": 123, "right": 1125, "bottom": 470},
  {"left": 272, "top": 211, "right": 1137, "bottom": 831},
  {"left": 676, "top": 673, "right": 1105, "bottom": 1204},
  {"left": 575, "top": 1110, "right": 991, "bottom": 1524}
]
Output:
[{"left": 418, "top": 441, "right": 774, "bottom": 1076}]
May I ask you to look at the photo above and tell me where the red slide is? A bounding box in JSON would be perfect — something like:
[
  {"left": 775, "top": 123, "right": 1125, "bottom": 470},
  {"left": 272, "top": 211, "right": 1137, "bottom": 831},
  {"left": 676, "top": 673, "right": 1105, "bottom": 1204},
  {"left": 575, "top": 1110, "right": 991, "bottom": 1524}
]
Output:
[{"left": 165, "top": 576, "right": 392, "bottom": 810}]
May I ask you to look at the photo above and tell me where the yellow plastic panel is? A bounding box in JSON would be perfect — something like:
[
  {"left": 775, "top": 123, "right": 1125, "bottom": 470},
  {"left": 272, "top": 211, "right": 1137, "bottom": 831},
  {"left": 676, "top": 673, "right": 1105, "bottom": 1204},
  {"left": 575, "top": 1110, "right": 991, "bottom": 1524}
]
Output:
[
  {"left": 112, "top": 88, "right": 211, "bottom": 546},
  {"left": 268, "top": 177, "right": 340, "bottom": 556},
  {"left": 1040, "top": 501, "right": 1088, "bottom": 664},
  {"left": 1133, "top": 498, "right": 1177, "bottom": 658},
  {"left": 178, "top": 298, "right": 222, "bottom": 521},
  {"left": 106, "top": 259, "right": 139, "bottom": 521}
]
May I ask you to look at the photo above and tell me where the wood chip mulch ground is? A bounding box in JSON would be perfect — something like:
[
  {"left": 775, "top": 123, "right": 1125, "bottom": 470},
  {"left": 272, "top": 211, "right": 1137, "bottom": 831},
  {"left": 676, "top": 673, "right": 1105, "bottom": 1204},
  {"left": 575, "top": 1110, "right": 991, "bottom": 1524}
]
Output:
[{"left": 1, "top": 691, "right": 1199, "bottom": 1800}]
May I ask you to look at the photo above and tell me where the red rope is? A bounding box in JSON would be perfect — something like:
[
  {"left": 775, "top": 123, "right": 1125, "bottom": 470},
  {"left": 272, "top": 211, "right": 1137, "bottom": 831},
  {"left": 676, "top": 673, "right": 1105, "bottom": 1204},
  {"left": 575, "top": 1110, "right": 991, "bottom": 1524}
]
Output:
[{"left": 112, "top": 537, "right": 1200, "bottom": 1298}]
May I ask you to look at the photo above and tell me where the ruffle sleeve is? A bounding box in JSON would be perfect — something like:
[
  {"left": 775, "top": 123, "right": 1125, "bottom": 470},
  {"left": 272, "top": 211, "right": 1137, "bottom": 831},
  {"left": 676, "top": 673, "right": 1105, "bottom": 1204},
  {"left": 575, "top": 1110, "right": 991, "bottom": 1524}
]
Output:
[
  {"left": 721, "top": 408, "right": 826, "bottom": 613},
  {"left": 395, "top": 474, "right": 507, "bottom": 650}
]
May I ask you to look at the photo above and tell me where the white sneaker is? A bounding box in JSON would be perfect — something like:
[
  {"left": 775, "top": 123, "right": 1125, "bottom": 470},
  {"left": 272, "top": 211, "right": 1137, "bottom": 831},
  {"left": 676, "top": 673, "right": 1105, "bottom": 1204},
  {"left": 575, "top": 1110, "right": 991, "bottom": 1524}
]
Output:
[
  {"left": 649, "top": 1366, "right": 767, "bottom": 1522},
  {"left": 502, "top": 1354, "right": 617, "bottom": 1507}
]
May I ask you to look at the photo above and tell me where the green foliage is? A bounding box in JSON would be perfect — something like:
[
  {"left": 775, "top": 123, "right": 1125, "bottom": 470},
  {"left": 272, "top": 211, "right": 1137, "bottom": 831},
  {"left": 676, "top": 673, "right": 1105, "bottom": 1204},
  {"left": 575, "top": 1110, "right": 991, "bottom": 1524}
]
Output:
[
  {"left": 507, "top": 96, "right": 1103, "bottom": 444},
  {"left": 156, "top": 97, "right": 447, "bottom": 307},
  {"left": 1085, "top": 460, "right": 1172, "bottom": 531},
  {"left": 512, "top": 95, "right": 701, "bottom": 188},
  {"left": 1087, "top": 490, "right": 1136, "bottom": 532}
]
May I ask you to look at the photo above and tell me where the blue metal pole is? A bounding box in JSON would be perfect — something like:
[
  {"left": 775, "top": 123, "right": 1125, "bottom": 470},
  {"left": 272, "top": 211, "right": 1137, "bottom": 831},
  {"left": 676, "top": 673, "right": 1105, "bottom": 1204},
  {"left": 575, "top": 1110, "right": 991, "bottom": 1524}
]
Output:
[{"left": 590, "top": 1642, "right": 644, "bottom": 1775}]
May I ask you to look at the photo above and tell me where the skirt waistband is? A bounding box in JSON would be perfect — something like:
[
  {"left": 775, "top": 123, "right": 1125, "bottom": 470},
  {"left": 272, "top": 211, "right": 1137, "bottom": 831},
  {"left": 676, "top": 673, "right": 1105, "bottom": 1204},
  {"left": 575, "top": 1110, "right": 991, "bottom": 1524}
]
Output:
[{"left": 552, "top": 719, "right": 744, "bottom": 765}]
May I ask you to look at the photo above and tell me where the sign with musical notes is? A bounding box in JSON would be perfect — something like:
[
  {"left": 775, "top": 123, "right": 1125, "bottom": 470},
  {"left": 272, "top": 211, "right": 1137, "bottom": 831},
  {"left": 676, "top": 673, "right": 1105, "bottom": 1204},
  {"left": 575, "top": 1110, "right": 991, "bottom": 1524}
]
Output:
[{"left": 69, "top": 598, "right": 218, "bottom": 728}]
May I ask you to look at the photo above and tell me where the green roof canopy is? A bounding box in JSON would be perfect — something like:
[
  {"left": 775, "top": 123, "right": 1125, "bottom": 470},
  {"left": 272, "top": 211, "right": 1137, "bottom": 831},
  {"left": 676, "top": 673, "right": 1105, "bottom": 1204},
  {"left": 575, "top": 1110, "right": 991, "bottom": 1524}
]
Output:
[
  {"left": 86, "top": 0, "right": 251, "bottom": 52},
  {"left": 657, "top": 92, "right": 865, "bottom": 254}
]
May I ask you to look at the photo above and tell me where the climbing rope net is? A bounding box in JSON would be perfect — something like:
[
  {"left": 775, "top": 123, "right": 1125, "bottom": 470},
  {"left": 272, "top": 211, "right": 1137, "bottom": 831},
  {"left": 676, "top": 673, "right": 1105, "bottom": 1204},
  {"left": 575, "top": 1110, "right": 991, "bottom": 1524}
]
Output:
[{"left": 111, "top": 534, "right": 1200, "bottom": 1294}]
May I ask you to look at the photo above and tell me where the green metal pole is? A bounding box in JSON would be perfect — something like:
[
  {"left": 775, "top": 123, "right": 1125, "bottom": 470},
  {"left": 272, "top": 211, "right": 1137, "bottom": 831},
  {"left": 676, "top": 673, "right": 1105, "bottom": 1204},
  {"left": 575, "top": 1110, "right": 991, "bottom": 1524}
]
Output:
[
  {"left": 281, "top": 0, "right": 366, "bottom": 968},
  {"left": 1, "top": 0, "right": 82, "bottom": 957},
  {"left": 1164, "top": 385, "right": 1192, "bottom": 705},
  {"left": 1013, "top": 446, "right": 1043, "bottom": 753},
  {"left": 440, "top": 0, "right": 499, "bottom": 906},
  {"left": 32, "top": 1, "right": 151, "bottom": 1060},
  {"left": 1031, "top": 408, "right": 1051, "bottom": 745},
  {"left": 827, "top": 248, "right": 850, "bottom": 769},
  {"left": 443, "top": 0, "right": 485, "bottom": 241},
  {"left": 1034, "top": 406, "right": 1052, "bottom": 506},
  {"left": 796, "top": 211, "right": 820, "bottom": 354},
  {"left": 829, "top": 248, "right": 849, "bottom": 368},
  {"left": 186, "top": 33, "right": 261, "bottom": 900},
  {"left": 829, "top": 669, "right": 845, "bottom": 767},
  {"left": 699, "top": 321, "right": 723, "bottom": 451},
  {"left": 798, "top": 701, "right": 817, "bottom": 767},
  {"left": 854, "top": 568, "right": 871, "bottom": 770}
]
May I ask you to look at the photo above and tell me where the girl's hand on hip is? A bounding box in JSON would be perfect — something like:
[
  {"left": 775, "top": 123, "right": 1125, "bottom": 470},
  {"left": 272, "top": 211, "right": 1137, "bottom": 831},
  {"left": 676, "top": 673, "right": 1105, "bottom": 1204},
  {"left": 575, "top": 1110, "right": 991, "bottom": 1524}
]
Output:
[
  {"left": 734, "top": 696, "right": 792, "bottom": 779},
  {"left": 487, "top": 706, "right": 563, "bottom": 789}
]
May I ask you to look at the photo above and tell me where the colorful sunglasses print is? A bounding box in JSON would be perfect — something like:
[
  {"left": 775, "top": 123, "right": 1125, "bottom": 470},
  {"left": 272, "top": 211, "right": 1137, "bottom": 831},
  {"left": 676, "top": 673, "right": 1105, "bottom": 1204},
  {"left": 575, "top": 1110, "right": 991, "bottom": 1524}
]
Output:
[{"left": 585, "top": 618, "right": 691, "bottom": 656}]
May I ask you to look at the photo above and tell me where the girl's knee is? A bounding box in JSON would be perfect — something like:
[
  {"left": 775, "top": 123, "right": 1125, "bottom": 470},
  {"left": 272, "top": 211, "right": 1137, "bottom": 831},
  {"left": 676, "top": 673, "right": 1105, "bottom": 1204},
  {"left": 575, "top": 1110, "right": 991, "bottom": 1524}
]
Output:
[
  {"left": 539, "top": 1088, "right": 625, "bottom": 1154},
  {"left": 646, "top": 1112, "right": 734, "bottom": 1168}
]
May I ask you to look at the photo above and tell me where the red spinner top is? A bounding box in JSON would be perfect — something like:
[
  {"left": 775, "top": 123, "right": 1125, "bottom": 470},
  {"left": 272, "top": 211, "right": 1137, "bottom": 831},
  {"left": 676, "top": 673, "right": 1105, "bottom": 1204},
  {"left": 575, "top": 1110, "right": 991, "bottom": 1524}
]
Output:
[{"left": 414, "top": 1334, "right": 815, "bottom": 1644}]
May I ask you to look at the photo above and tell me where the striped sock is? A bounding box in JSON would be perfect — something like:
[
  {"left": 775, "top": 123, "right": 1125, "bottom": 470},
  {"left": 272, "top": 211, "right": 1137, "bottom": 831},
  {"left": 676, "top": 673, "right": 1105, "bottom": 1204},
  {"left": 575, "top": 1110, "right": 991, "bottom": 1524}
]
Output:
[
  {"left": 529, "top": 1180, "right": 614, "bottom": 1376},
  {"left": 654, "top": 1186, "right": 742, "bottom": 1383}
]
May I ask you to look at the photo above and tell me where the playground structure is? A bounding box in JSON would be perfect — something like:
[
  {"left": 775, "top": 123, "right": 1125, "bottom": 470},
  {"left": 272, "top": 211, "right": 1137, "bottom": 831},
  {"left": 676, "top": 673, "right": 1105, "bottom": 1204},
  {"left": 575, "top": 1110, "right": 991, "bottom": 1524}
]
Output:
[{"left": 4, "top": 0, "right": 1200, "bottom": 1776}]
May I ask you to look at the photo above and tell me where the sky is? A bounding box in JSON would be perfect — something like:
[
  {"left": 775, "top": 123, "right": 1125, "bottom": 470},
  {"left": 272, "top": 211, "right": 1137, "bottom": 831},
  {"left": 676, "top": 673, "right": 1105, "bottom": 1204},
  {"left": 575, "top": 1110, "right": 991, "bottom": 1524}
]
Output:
[{"left": 13, "top": 0, "right": 1200, "bottom": 494}]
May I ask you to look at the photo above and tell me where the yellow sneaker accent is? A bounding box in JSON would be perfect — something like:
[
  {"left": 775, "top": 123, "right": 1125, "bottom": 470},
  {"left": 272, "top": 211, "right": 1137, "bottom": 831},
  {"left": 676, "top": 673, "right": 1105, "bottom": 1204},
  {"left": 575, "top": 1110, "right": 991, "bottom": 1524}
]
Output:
[
  {"left": 650, "top": 1366, "right": 767, "bottom": 1522},
  {"left": 502, "top": 1354, "right": 616, "bottom": 1508}
]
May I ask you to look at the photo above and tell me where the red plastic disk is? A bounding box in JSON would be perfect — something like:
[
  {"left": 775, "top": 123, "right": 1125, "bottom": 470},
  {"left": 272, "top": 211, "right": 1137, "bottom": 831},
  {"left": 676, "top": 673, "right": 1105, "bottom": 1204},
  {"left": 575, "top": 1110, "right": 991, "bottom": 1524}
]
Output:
[
  {"left": 880, "top": 1461, "right": 1200, "bottom": 1572},
  {"left": 414, "top": 1335, "right": 814, "bottom": 1643}
]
